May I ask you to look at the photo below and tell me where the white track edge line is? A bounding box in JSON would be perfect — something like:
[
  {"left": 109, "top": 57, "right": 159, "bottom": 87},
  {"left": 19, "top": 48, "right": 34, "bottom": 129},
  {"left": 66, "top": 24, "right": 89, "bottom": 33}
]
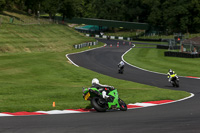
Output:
[
  {"left": 128, "top": 93, "right": 194, "bottom": 110},
  {"left": 122, "top": 45, "right": 200, "bottom": 80},
  {"left": 66, "top": 45, "right": 105, "bottom": 67},
  {"left": 66, "top": 54, "right": 79, "bottom": 67}
]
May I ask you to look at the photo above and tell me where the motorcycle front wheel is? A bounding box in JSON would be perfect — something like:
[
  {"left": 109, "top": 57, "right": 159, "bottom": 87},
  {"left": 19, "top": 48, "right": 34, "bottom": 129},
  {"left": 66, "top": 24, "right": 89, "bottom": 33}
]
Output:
[{"left": 118, "top": 98, "right": 127, "bottom": 111}]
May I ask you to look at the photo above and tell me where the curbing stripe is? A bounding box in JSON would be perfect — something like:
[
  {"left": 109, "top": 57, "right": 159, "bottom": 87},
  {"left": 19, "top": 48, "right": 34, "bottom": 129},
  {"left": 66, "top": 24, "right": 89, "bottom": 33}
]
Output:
[
  {"left": 0, "top": 95, "right": 194, "bottom": 117},
  {"left": 0, "top": 113, "right": 13, "bottom": 116},
  {"left": 143, "top": 100, "right": 174, "bottom": 104},
  {"left": 130, "top": 103, "right": 158, "bottom": 107},
  {"left": 36, "top": 110, "right": 83, "bottom": 115},
  {"left": 2, "top": 111, "right": 46, "bottom": 116},
  {"left": 186, "top": 76, "right": 200, "bottom": 79}
]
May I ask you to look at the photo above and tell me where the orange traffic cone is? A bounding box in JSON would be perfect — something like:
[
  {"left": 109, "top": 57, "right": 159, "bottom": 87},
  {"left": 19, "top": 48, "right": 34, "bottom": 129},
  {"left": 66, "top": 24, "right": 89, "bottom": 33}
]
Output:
[{"left": 53, "top": 102, "right": 55, "bottom": 107}]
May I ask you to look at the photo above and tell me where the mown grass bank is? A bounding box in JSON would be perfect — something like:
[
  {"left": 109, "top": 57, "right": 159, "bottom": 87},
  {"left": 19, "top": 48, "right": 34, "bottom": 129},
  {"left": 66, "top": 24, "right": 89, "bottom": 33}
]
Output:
[
  {"left": 124, "top": 44, "right": 200, "bottom": 77},
  {"left": 0, "top": 24, "right": 93, "bottom": 53},
  {"left": 0, "top": 22, "right": 190, "bottom": 112}
]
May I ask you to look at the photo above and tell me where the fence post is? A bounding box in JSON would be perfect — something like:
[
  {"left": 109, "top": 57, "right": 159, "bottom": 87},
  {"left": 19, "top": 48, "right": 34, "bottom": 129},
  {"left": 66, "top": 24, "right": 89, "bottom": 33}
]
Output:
[{"left": 10, "top": 17, "right": 14, "bottom": 23}]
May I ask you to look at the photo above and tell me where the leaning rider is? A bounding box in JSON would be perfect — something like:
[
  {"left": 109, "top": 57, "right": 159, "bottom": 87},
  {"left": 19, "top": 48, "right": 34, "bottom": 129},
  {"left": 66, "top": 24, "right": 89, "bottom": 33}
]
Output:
[
  {"left": 167, "top": 69, "right": 178, "bottom": 83},
  {"left": 91, "top": 78, "right": 115, "bottom": 100},
  {"left": 118, "top": 61, "right": 125, "bottom": 69}
]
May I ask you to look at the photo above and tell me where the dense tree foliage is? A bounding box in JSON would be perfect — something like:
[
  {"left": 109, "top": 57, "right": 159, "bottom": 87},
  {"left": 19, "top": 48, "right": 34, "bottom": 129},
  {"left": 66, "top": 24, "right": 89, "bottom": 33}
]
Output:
[
  {"left": 0, "top": 0, "right": 6, "bottom": 12},
  {"left": 59, "top": 0, "right": 78, "bottom": 20},
  {"left": 1, "top": 0, "right": 200, "bottom": 33},
  {"left": 42, "top": 0, "right": 60, "bottom": 19}
]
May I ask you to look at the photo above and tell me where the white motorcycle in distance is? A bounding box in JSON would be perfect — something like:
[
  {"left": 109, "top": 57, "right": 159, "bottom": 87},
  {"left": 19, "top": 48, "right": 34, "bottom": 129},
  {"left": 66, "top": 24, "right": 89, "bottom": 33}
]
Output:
[{"left": 118, "top": 61, "right": 125, "bottom": 74}]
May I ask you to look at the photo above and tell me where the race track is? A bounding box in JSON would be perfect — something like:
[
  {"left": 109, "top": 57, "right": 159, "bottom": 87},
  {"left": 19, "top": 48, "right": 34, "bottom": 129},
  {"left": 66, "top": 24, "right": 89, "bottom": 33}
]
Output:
[{"left": 0, "top": 39, "right": 200, "bottom": 133}]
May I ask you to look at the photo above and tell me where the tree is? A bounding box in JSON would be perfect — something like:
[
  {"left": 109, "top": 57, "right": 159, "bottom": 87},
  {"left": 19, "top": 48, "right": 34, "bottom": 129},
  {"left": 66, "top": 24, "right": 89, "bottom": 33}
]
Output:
[
  {"left": 59, "top": 0, "right": 78, "bottom": 20},
  {"left": 188, "top": 0, "right": 200, "bottom": 33},
  {"left": 42, "top": 0, "right": 60, "bottom": 19},
  {"left": 0, "top": 0, "right": 6, "bottom": 12},
  {"left": 162, "top": 0, "right": 190, "bottom": 33},
  {"left": 122, "top": 0, "right": 144, "bottom": 22},
  {"left": 91, "top": 0, "right": 123, "bottom": 20},
  {"left": 24, "top": 0, "right": 42, "bottom": 15},
  {"left": 79, "top": 0, "right": 95, "bottom": 18},
  {"left": 142, "top": 0, "right": 163, "bottom": 25}
]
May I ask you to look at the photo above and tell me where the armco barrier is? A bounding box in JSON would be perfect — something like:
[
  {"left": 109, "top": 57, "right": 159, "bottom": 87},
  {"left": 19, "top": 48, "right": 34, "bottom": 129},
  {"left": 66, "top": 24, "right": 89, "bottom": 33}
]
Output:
[
  {"left": 164, "top": 51, "right": 200, "bottom": 58},
  {"left": 74, "top": 41, "right": 98, "bottom": 49}
]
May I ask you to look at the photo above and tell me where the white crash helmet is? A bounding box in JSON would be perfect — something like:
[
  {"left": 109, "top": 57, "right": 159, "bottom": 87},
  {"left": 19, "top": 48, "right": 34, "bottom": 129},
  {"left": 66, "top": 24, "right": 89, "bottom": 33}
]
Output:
[
  {"left": 92, "top": 78, "right": 99, "bottom": 84},
  {"left": 169, "top": 69, "right": 173, "bottom": 72}
]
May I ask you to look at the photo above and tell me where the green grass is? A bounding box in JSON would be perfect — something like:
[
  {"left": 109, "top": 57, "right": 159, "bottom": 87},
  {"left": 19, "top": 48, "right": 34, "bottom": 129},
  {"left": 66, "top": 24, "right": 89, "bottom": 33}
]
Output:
[
  {"left": 124, "top": 45, "right": 200, "bottom": 77},
  {"left": 0, "top": 51, "right": 189, "bottom": 112},
  {"left": 0, "top": 10, "right": 50, "bottom": 25},
  {"left": 0, "top": 12, "right": 190, "bottom": 112},
  {"left": 0, "top": 24, "right": 93, "bottom": 53},
  {"left": 134, "top": 44, "right": 157, "bottom": 48}
]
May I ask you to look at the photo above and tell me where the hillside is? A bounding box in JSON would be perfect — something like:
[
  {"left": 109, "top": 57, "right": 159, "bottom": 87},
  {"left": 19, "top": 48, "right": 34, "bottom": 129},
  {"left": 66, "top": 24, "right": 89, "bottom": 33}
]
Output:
[{"left": 0, "top": 10, "right": 94, "bottom": 53}]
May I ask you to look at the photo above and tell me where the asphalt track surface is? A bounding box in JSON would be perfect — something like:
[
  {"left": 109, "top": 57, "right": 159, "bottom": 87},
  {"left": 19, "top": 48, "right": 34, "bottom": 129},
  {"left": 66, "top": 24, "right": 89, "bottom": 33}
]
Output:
[{"left": 0, "top": 39, "right": 200, "bottom": 133}]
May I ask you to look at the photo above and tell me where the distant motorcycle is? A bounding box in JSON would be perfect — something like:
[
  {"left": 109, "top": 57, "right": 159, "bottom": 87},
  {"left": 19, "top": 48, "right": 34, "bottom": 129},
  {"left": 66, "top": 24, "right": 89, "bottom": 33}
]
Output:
[{"left": 171, "top": 76, "right": 179, "bottom": 87}]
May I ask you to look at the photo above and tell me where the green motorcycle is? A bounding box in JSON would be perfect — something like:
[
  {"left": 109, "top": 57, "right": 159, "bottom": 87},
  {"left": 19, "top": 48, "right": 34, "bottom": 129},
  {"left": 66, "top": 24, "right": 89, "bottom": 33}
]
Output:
[{"left": 82, "top": 87, "right": 127, "bottom": 112}]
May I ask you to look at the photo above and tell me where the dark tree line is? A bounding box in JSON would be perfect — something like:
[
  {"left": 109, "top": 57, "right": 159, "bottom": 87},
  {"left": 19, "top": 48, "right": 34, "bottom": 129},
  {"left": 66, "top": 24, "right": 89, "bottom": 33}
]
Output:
[{"left": 0, "top": 0, "right": 200, "bottom": 33}]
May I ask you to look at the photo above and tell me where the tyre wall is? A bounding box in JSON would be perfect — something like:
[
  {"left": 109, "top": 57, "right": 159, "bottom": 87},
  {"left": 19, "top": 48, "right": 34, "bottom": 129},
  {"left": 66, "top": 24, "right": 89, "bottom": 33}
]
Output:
[{"left": 164, "top": 51, "right": 200, "bottom": 58}]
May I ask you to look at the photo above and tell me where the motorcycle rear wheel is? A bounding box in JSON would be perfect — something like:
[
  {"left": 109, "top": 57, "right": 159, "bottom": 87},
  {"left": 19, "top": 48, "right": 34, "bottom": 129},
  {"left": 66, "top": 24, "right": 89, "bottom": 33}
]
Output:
[{"left": 91, "top": 97, "right": 107, "bottom": 112}]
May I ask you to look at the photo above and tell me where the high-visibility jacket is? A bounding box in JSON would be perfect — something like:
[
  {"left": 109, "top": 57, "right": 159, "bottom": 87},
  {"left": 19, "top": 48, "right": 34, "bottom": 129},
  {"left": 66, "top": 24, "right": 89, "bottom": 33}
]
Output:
[{"left": 167, "top": 71, "right": 176, "bottom": 79}]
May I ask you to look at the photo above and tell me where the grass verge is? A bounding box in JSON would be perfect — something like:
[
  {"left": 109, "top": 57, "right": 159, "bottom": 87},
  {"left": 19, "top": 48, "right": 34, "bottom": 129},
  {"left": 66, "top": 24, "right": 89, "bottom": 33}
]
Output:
[{"left": 124, "top": 44, "right": 200, "bottom": 77}]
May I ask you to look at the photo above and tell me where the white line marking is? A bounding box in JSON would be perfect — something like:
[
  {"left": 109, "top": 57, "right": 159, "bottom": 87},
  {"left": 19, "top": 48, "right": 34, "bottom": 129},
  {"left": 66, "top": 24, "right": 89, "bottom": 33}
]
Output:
[
  {"left": 36, "top": 110, "right": 82, "bottom": 114},
  {"left": 127, "top": 93, "right": 194, "bottom": 110},
  {"left": 66, "top": 46, "right": 105, "bottom": 67},
  {"left": 129, "top": 103, "right": 157, "bottom": 107},
  {"left": 66, "top": 54, "right": 79, "bottom": 67}
]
